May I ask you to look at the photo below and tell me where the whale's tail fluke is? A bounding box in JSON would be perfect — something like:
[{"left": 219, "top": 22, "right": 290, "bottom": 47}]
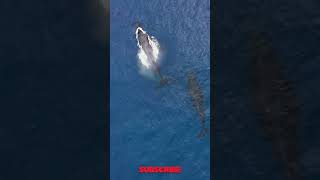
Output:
[
  {"left": 197, "top": 126, "right": 209, "bottom": 138},
  {"left": 160, "top": 75, "right": 172, "bottom": 85},
  {"left": 156, "top": 75, "right": 175, "bottom": 88}
]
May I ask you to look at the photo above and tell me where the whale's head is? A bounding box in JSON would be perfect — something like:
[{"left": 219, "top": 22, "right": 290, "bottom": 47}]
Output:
[
  {"left": 136, "top": 27, "right": 149, "bottom": 47},
  {"left": 137, "top": 28, "right": 143, "bottom": 35},
  {"left": 134, "top": 21, "right": 143, "bottom": 29}
]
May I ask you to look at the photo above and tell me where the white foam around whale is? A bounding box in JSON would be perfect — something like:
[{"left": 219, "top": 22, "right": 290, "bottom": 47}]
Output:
[{"left": 135, "top": 27, "right": 161, "bottom": 70}]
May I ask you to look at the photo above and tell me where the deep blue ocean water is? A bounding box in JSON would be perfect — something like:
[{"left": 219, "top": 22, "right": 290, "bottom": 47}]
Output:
[
  {"left": 110, "top": 0, "right": 210, "bottom": 180},
  {"left": 215, "top": 0, "right": 320, "bottom": 179}
]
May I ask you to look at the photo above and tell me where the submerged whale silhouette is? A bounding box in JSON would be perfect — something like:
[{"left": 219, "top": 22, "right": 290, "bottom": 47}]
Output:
[
  {"left": 249, "top": 32, "right": 303, "bottom": 180},
  {"left": 187, "top": 71, "right": 208, "bottom": 138}
]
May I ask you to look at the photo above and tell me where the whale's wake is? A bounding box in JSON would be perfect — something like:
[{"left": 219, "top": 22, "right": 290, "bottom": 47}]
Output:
[{"left": 135, "top": 27, "right": 161, "bottom": 79}]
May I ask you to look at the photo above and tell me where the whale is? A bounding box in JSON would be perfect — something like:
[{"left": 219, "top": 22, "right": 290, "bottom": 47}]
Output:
[
  {"left": 135, "top": 27, "right": 162, "bottom": 76},
  {"left": 187, "top": 71, "right": 208, "bottom": 138},
  {"left": 135, "top": 26, "right": 171, "bottom": 87}
]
